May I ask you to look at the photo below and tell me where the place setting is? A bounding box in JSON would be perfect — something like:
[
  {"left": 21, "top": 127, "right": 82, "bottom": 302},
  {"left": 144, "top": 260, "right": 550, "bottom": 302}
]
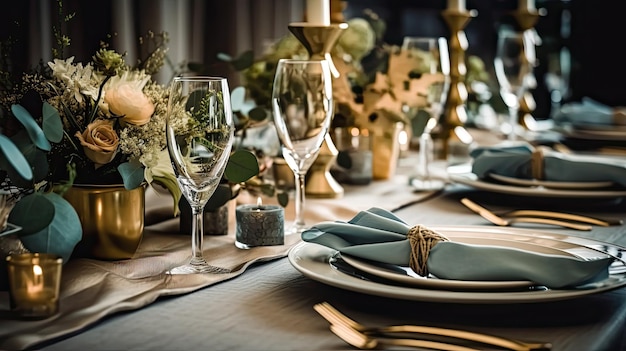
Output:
[
  {"left": 447, "top": 141, "right": 626, "bottom": 199},
  {"left": 289, "top": 207, "right": 626, "bottom": 304}
]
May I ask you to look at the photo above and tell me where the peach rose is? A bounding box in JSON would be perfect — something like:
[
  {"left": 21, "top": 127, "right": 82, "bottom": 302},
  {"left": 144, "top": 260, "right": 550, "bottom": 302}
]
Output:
[
  {"left": 105, "top": 82, "right": 155, "bottom": 126},
  {"left": 75, "top": 119, "right": 119, "bottom": 166}
]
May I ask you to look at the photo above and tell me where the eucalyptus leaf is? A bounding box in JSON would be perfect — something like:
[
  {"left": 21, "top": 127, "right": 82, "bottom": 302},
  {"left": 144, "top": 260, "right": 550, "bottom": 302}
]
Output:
[
  {"left": 10, "top": 104, "right": 51, "bottom": 151},
  {"left": 8, "top": 192, "right": 55, "bottom": 234},
  {"left": 0, "top": 134, "right": 32, "bottom": 180},
  {"left": 42, "top": 102, "right": 64, "bottom": 143},
  {"left": 231, "top": 86, "right": 247, "bottom": 112},
  {"left": 277, "top": 192, "right": 289, "bottom": 207},
  {"left": 118, "top": 160, "right": 145, "bottom": 190},
  {"left": 224, "top": 149, "right": 259, "bottom": 183},
  {"left": 17, "top": 193, "right": 82, "bottom": 263},
  {"left": 216, "top": 52, "right": 233, "bottom": 62},
  {"left": 248, "top": 107, "right": 268, "bottom": 121},
  {"left": 231, "top": 50, "right": 255, "bottom": 71}
]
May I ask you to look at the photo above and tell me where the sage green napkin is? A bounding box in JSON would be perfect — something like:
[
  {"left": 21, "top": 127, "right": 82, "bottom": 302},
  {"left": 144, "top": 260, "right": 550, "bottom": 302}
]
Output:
[
  {"left": 470, "top": 142, "right": 626, "bottom": 187},
  {"left": 302, "top": 207, "right": 613, "bottom": 289},
  {"left": 554, "top": 97, "right": 616, "bottom": 126}
]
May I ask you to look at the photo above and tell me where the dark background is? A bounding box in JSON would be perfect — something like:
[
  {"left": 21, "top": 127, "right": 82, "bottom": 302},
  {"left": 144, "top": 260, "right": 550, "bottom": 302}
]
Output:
[
  {"left": 343, "top": 0, "right": 626, "bottom": 119},
  {"left": 2, "top": 0, "right": 625, "bottom": 120}
]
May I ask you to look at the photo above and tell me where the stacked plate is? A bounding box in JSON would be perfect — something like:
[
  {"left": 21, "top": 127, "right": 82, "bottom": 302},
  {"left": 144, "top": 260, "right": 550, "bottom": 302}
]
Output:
[
  {"left": 448, "top": 169, "right": 626, "bottom": 198},
  {"left": 288, "top": 226, "right": 626, "bottom": 303}
]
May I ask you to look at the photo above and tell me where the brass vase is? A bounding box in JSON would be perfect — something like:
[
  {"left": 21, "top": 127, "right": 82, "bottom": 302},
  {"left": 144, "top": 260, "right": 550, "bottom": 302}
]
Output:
[{"left": 63, "top": 184, "right": 145, "bottom": 260}]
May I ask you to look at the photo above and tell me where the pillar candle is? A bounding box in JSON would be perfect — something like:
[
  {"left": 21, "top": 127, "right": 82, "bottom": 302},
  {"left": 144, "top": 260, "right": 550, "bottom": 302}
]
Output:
[
  {"left": 306, "top": 0, "right": 330, "bottom": 26},
  {"left": 447, "top": 0, "right": 466, "bottom": 11},
  {"left": 519, "top": 0, "right": 536, "bottom": 11}
]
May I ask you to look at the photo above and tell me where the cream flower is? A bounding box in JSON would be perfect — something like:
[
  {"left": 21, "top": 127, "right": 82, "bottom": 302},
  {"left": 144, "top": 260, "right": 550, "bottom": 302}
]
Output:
[
  {"left": 48, "top": 57, "right": 98, "bottom": 104},
  {"left": 75, "top": 119, "right": 119, "bottom": 166},
  {"left": 104, "top": 71, "right": 154, "bottom": 126}
]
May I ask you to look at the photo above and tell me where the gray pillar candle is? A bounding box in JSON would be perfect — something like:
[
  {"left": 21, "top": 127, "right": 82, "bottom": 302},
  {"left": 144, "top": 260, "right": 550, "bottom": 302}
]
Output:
[{"left": 235, "top": 201, "right": 285, "bottom": 249}]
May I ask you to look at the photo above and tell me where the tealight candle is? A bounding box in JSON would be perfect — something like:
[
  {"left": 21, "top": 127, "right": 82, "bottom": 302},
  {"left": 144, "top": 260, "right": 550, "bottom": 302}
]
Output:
[
  {"left": 235, "top": 198, "right": 285, "bottom": 249},
  {"left": 6, "top": 253, "right": 62, "bottom": 319},
  {"left": 306, "top": 0, "right": 330, "bottom": 26}
]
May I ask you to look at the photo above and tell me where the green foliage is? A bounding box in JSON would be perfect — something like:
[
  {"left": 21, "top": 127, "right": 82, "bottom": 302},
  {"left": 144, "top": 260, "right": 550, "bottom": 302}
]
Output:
[
  {"left": 118, "top": 159, "right": 146, "bottom": 190},
  {"left": 14, "top": 192, "right": 82, "bottom": 263},
  {"left": 224, "top": 149, "right": 260, "bottom": 183}
]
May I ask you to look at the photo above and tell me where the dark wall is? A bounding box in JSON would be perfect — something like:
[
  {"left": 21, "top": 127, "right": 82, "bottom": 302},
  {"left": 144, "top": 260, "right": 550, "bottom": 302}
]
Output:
[{"left": 343, "top": 0, "right": 626, "bottom": 118}]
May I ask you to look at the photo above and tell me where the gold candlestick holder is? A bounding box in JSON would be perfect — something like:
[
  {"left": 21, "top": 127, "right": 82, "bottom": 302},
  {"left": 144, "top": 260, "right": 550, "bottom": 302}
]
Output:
[
  {"left": 513, "top": 6, "right": 543, "bottom": 129},
  {"left": 288, "top": 22, "right": 348, "bottom": 199},
  {"left": 439, "top": 8, "right": 477, "bottom": 159}
]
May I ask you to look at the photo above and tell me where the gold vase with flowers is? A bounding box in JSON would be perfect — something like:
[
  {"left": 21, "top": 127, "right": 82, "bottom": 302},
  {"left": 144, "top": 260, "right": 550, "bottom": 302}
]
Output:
[{"left": 0, "top": 27, "right": 180, "bottom": 261}]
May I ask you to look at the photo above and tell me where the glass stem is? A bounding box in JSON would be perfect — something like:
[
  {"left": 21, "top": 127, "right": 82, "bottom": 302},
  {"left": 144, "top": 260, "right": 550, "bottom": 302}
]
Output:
[
  {"left": 418, "top": 132, "right": 433, "bottom": 182},
  {"left": 190, "top": 204, "right": 205, "bottom": 265},
  {"left": 508, "top": 105, "right": 519, "bottom": 141},
  {"left": 294, "top": 172, "right": 306, "bottom": 229}
]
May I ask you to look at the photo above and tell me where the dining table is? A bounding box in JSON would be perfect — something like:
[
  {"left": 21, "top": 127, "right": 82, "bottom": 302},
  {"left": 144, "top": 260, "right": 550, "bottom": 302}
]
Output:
[{"left": 2, "top": 128, "right": 626, "bottom": 351}]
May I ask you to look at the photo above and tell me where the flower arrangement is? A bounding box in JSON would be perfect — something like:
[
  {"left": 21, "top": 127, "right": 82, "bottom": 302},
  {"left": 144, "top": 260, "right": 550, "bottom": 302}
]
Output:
[{"left": 0, "top": 3, "right": 182, "bottom": 259}]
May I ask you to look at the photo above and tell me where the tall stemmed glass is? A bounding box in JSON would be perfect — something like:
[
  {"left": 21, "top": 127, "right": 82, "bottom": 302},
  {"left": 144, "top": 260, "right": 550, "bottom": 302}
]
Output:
[
  {"left": 401, "top": 37, "right": 450, "bottom": 190},
  {"left": 271, "top": 59, "right": 333, "bottom": 235},
  {"left": 165, "top": 76, "right": 234, "bottom": 274},
  {"left": 494, "top": 29, "right": 536, "bottom": 140}
]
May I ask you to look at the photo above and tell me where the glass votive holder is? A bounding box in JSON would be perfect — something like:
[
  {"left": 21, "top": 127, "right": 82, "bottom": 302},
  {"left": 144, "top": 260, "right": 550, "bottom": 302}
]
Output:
[
  {"left": 6, "top": 253, "right": 62, "bottom": 319},
  {"left": 235, "top": 202, "right": 284, "bottom": 249}
]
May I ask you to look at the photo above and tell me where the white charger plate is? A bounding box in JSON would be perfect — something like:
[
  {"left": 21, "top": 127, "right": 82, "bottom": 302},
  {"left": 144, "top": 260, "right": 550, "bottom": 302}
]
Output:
[
  {"left": 449, "top": 172, "right": 626, "bottom": 198},
  {"left": 288, "top": 226, "right": 626, "bottom": 304}
]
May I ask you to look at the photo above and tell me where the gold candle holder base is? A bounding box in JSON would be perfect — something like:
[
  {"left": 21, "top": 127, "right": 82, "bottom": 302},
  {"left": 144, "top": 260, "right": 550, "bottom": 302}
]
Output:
[
  {"left": 288, "top": 22, "right": 347, "bottom": 198},
  {"left": 438, "top": 8, "right": 477, "bottom": 159},
  {"left": 513, "top": 7, "right": 543, "bottom": 127}
]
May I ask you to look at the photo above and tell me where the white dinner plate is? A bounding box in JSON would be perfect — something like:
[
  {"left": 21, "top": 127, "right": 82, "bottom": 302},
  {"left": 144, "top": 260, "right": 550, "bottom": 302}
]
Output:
[
  {"left": 568, "top": 124, "right": 626, "bottom": 141},
  {"left": 288, "top": 226, "right": 626, "bottom": 304},
  {"left": 449, "top": 172, "right": 626, "bottom": 198},
  {"left": 338, "top": 236, "right": 581, "bottom": 291},
  {"left": 487, "top": 173, "right": 614, "bottom": 190}
]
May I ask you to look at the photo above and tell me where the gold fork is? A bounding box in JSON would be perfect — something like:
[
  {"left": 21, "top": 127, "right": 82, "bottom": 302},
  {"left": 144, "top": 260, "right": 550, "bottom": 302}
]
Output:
[
  {"left": 460, "top": 198, "right": 592, "bottom": 231},
  {"left": 314, "top": 302, "right": 552, "bottom": 351},
  {"left": 330, "top": 322, "right": 480, "bottom": 351},
  {"left": 461, "top": 198, "right": 621, "bottom": 227}
]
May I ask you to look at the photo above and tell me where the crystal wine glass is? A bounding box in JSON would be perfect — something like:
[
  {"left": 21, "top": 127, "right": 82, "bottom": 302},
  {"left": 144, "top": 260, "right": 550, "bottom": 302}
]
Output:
[
  {"left": 271, "top": 59, "right": 333, "bottom": 235},
  {"left": 401, "top": 37, "right": 450, "bottom": 190},
  {"left": 494, "top": 28, "right": 536, "bottom": 140},
  {"left": 165, "top": 76, "right": 234, "bottom": 274}
]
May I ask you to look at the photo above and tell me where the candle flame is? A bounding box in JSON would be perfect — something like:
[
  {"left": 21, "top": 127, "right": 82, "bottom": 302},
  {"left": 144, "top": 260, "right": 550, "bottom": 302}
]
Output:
[
  {"left": 33, "top": 264, "right": 43, "bottom": 276},
  {"left": 27, "top": 264, "right": 44, "bottom": 295},
  {"left": 256, "top": 197, "right": 263, "bottom": 207}
]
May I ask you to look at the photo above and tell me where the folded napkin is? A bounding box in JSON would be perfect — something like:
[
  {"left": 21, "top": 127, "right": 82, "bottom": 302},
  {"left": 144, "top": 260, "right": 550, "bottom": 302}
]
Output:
[
  {"left": 302, "top": 207, "right": 613, "bottom": 289},
  {"left": 554, "top": 97, "right": 626, "bottom": 126},
  {"left": 470, "top": 142, "right": 626, "bottom": 186}
]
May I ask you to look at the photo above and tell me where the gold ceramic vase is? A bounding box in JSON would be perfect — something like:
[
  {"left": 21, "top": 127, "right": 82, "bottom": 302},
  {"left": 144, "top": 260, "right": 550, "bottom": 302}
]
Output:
[{"left": 63, "top": 184, "right": 145, "bottom": 260}]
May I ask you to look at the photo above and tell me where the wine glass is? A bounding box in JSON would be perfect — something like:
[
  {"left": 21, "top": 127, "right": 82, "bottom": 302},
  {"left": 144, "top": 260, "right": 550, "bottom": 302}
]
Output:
[
  {"left": 401, "top": 37, "right": 450, "bottom": 190},
  {"left": 494, "top": 28, "right": 536, "bottom": 140},
  {"left": 271, "top": 59, "right": 333, "bottom": 235},
  {"left": 165, "top": 76, "right": 234, "bottom": 274}
]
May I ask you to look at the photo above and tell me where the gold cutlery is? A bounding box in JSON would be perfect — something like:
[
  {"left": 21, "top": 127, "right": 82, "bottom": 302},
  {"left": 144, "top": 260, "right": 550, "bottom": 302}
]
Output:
[
  {"left": 315, "top": 302, "right": 552, "bottom": 351},
  {"left": 460, "top": 198, "right": 593, "bottom": 231},
  {"left": 330, "top": 322, "right": 479, "bottom": 351},
  {"left": 461, "top": 197, "right": 622, "bottom": 227},
  {"left": 499, "top": 209, "right": 622, "bottom": 227}
]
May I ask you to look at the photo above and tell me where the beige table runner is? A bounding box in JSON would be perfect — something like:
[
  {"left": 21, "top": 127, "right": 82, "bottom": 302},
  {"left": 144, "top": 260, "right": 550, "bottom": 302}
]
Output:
[{"left": 0, "top": 167, "right": 430, "bottom": 350}]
